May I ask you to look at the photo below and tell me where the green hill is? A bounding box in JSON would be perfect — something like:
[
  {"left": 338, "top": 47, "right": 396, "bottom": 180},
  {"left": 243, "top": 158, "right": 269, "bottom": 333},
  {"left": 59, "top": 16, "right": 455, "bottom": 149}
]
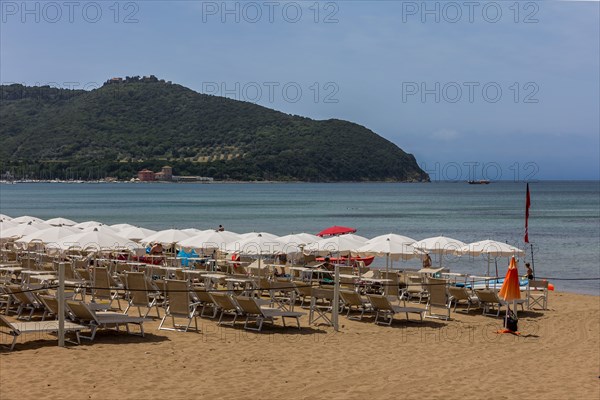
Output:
[{"left": 0, "top": 76, "right": 428, "bottom": 182}]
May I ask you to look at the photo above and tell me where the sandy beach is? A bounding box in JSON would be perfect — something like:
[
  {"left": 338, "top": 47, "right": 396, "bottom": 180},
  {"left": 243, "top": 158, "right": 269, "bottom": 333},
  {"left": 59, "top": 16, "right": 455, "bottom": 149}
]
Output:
[{"left": 1, "top": 290, "right": 598, "bottom": 400}]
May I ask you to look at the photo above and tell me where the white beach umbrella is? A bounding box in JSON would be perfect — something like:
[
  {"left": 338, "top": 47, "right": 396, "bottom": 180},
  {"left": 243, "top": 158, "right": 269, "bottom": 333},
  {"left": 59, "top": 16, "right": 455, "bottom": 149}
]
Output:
[
  {"left": 358, "top": 234, "right": 420, "bottom": 294},
  {"left": 314, "top": 234, "right": 367, "bottom": 256},
  {"left": 178, "top": 230, "right": 241, "bottom": 252},
  {"left": 110, "top": 223, "right": 139, "bottom": 232},
  {"left": 73, "top": 220, "right": 105, "bottom": 230},
  {"left": 456, "top": 239, "right": 525, "bottom": 276},
  {"left": 239, "top": 231, "right": 279, "bottom": 241},
  {"left": 0, "top": 222, "right": 45, "bottom": 239},
  {"left": 413, "top": 235, "right": 466, "bottom": 267},
  {"left": 359, "top": 234, "right": 419, "bottom": 261},
  {"left": 45, "top": 217, "right": 77, "bottom": 226},
  {"left": 81, "top": 225, "right": 120, "bottom": 234},
  {"left": 118, "top": 226, "right": 157, "bottom": 242},
  {"left": 15, "top": 226, "right": 80, "bottom": 248},
  {"left": 46, "top": 227, "right": 143, "bottom": 253},
  {"left": 0, "top": 220, "right": 19, "bottom": 231},
  {"left": 141, "top": 229, "right": 193, "bottom": 246},
  {"left": 225, "top": 233, "right": 292, "bottom": 255},
  {"left": 11, "top": 215, "right": 44, "bottom": 224},
  {"left": 181, "top": 228, "right": 206, "bottom": 236},
  {"left": 0, "top": 214, "right": 12, "bottom": 221}
]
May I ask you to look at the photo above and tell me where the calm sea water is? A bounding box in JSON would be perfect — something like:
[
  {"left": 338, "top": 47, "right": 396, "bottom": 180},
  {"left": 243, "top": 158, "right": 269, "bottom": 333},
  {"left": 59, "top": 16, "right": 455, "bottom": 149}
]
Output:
[{"left": 1, "top": 181, "right": 598, "bottom": 294}]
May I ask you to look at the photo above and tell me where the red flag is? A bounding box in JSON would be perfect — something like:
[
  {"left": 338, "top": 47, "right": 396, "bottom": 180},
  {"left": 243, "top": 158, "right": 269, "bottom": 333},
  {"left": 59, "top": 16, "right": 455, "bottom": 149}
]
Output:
[{"left": 524, "top": 183, "right": 531, "bottom": 243}]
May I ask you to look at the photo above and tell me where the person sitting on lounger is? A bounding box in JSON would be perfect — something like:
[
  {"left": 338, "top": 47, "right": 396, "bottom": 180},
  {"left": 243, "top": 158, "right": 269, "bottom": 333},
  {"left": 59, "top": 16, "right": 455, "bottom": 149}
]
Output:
[{"left": 150, "top": 242, "right": 164, "bottom": 255}]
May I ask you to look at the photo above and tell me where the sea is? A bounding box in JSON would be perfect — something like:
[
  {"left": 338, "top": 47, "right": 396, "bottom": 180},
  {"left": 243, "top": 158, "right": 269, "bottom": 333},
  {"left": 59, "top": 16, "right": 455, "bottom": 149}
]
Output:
[{"left": 1, "top": 181, "right": 598, "bottom": 295}]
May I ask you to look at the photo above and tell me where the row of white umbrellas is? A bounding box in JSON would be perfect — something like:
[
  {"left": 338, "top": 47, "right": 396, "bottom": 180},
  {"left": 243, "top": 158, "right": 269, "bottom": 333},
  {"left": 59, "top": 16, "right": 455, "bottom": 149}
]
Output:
[{"left": 0, "top": 215, "right": 524, "bottom": 261}]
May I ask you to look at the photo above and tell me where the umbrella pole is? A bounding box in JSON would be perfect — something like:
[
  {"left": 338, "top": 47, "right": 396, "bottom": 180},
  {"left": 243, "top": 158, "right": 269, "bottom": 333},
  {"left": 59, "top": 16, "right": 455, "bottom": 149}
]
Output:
[
  {"left": 333, "top": 262, "right": 340, "bottom": 332},
  {"left": 57, "top": 261, "right": 65, "bottom": 347},
  {"left": 385, "top": 254, "right": 389, "bottom": 296}
]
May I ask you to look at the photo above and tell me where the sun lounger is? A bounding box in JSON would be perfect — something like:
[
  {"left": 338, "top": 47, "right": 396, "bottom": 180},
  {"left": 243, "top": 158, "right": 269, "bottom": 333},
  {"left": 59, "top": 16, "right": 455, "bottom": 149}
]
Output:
[
  {"left": 66, "top": 299, "right": 146, "bottom": 340},
  {"left": 124, "top": 272, "right": 164, "bottom": 318},
  {"left": 159, "top": 280, "right": 200, "bottom": 332},
  {"left": 448, "top": 286, "right": 479, "bottom": 313},
  {"left": 5, "top": 285, "right": 45, "bottom": 320},
  {"left": 367, "top": 294, "right": 424, "bottom": 325},
  {"left": 210, "top": 292, "right": 241, "bottom": 326},
  {"left": 425, "top": 278, "right": 452, "bottom": 320},
  {"left": 474, "top": 289, "right": 528, "bottom": 317},
  {"left": 235, "top": 296, "right": 305, "bottom": 331},
  {"left": 0, "top": 314, "right": 86, "bottom": 351},
  {"left": 340, "top": 290, "right": 372, "bottom": 320}
]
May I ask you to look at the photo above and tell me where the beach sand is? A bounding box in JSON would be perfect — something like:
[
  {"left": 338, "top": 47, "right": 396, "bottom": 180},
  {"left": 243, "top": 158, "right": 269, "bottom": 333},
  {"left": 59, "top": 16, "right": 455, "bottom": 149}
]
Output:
[{"left": 1, "top": 291, "right": 598, "bottom": 400}]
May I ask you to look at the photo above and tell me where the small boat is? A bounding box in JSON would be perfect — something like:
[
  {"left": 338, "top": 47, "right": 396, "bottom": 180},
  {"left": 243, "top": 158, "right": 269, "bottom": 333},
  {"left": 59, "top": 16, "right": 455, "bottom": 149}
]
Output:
[{"left": 468, "top": 180, "right": 491, "bottom": 184}]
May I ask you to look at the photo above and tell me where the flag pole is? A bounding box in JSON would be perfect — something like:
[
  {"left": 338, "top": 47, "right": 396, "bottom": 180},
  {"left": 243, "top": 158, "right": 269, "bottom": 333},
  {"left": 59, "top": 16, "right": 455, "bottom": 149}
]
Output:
[{"left": 530, "top": 243, "right": 535, "bottom": 279}]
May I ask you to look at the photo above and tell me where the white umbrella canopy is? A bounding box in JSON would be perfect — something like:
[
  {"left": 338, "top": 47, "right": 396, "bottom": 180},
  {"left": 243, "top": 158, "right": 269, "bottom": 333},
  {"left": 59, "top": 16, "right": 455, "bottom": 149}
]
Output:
[
  {"left": 81, "top": 225, "right": 120, "bottom": 234},
  {"left": 359, "top": 233, "right": 420, "bottom": 260},
  {"left": 238, "top": 231, "right": 279, "bottom": 241},
  {"left": 11, "top": 215, "right": 44, "bottom": 224},
  {"left": 413, "top": 236, "right": 466, "bottom": 254},
  {"left": 456, "top": 240, "right": 525, "bottom": 257},
  {"left": 118, "top": 226, "right": 157, "bottom": 242},
  {"left": 141, "top": 229, "right": 193, "bottom": 246},
  {"left": 0, "top": 220, "right": 19, "bottom": 231},
  {"left": 413, "top": 235, "right": 466, "bottom": 268},
  {"left": 14, "top": 226, "right": 80, "bottom": 248},
  {"left": 277, "top": 233, "right": 320, "bottom": 246},
  {"left": 45, "top": 217, "right": 77, "bottom": 226},
  {"left": 314, "top": 234, "right": 367, "bottom": 256},
  {"left": 45, "top": 228, "right": 143, "bottom": 253},
  {"left": 0, "top": 222, "right": 45, "bottom": 239},
  {"left": 178, "top": 230, "right": 241, "bottom": 251},
  {"left": 110, "top": 223, "right": 139, "bottom": 232},
  {"left": 225, "top": 233, "right": 293, "bottom": 255},
  {"left": 0, "top": 214, "right": 12, "bottom": 221},
  {"left": 456, "top": 239, "right": 525, "bottom": 276},
  {"left": 181, "top": 228, "right": 206, "bottom": 236},
  {"left": 73, "top": 220, "right": 105, "bottom": 230}
]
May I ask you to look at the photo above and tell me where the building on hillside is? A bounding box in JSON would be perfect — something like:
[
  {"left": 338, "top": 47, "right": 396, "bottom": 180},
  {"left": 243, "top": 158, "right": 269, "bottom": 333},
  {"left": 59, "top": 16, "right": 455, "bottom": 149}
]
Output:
[
  {"left": 137, "top": 169, "right": 155, "bottom": 181},
  {"left": 155, "top": 166, "right": 173, "bottom": 181}
]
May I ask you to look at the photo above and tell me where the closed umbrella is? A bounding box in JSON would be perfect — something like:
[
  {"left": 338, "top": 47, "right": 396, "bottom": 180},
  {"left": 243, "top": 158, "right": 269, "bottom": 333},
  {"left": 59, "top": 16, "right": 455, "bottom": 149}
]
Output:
[{"left": 498, "top": 256, "right": 521, "bottom": 332}]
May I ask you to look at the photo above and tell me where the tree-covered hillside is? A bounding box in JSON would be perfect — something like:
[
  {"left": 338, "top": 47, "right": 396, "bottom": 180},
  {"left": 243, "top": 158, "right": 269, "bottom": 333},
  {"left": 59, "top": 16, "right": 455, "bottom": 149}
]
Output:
[{"left": 0, "top": 77, "right": 428, "bottom": 182}]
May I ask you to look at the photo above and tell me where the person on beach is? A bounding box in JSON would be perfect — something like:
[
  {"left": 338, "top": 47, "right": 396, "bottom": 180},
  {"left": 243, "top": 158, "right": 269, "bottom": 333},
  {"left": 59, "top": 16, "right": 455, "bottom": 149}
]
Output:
[
  {"left": 218, "top": 224, "right": 225, "bottom": 232},
  {"left": 150, "top": 242, "right": 164, "bottom": 255},
  {"left": 422, "top": 253, "right": 432, "bottom": 269},
  {"left": 525, "top": 263, "right": 534, "bottom": 280}
]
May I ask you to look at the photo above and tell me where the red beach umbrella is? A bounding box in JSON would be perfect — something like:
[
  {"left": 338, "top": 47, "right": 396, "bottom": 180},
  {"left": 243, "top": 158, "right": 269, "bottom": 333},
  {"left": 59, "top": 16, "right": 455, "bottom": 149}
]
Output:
[{"left": 316, "top": 225, "right": 357, "bottom": 237}]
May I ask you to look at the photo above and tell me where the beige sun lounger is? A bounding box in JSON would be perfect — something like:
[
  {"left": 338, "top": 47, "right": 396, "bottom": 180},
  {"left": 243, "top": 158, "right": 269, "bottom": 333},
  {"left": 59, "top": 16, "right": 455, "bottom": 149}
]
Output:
[
  {"left": 448, "top": 286, "right": 480, "bottom": 313},
  {"left": 0, "top": 314, "right": 86, "bottom": 351},
  {"left": 235, "top": 296, "right": 305, "bottom": 331},
  {"left": 340, "top": 290, "right": 372, "bottom": 320},
  {"left": 425, "top": 278, "right": 452, "bottom": 320},
  {"left": 66, "top": 300, "right": 146, "bottom": 340},
  {"left": 367, "top": 294, "right": 424, "bottom": 325}
]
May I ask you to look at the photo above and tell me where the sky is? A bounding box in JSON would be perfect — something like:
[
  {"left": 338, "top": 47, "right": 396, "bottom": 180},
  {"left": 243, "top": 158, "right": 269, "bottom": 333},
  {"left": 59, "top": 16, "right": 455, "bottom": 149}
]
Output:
[{"left": 1, "top": 0, "right": 599, "bottom": 180}]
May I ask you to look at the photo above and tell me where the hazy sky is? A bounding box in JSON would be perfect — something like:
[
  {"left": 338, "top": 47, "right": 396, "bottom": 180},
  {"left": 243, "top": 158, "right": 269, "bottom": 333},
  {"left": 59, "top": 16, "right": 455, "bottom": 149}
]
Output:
[{"left": 1, "top": 1, "right": 599, "bottom": 180}]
